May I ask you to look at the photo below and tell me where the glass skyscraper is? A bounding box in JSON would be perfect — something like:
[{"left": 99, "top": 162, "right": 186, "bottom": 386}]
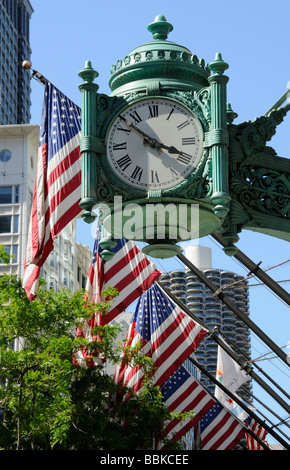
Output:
[{"left": 0, "top": 0, "right": 33, "bottom": 124}]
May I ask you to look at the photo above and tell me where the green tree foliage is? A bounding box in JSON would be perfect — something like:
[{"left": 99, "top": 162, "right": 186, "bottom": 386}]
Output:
[{"left": 0, "top": 246, "right": 182, "bottom": 450}]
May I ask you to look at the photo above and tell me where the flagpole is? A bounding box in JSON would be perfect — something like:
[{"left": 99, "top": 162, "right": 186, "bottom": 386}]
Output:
[
  {"left": 211, "top": 233, "right": 290, "bottom": 307},
  {"left": 239, "top": 385, "right": 290, "bottom": 441},
  {"left": 213, "top": 335, "right": 290, "bottom": 416},
  {"left": 242, "top": 384, "right": 290, "bottom": 428},
  {"left": 217, "top": 327, "right": 290, "bottom": 401},
  {"left": 188, "top": 356, "right": 289, "bottom": 450},
  {"left": 176, "top": 252, "right": 289, "bottom": 366},
  {"left": 158, "top": 280, "right": 290, "bottom": 415},
  {"left": 22, "top": 60, "right": 47, "bottom": 85}
]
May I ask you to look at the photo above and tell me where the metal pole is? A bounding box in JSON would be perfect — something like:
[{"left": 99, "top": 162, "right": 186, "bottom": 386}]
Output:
[
  {"left": 211, "top": 233, "right": 290, "bottom": 307},
  {"left": 212, "top": 333, "right": 290, "bottom": 415},
  {"left": 158, "top": 280, "right": 290, "bottom": 415},
  {"left": 176, "top": 252, "right": 289, "bottom": 366},
  {"left": 217, "top": 328, "right": 290, "bottom": 401},
  {"left": 188, "top": 356, "right": 289, "bottom": 450},
  {"left": 264, "top": 90, "right": 290, "bottom": 117},
  {"left": 22, "top": 61, "right": 47, "bottom": 85},
  {"left": 240, "top": 386, "right": 290, "bottom": 440}
]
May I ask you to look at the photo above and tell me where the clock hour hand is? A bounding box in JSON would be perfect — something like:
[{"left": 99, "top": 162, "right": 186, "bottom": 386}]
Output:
[
  {"left": 143, "top": 137, "right": 184, "bottom": 156},
  {"left": 144, "top": 135, "right": 188, "bottom": 162},
  {"left": 159, "top": 143, "right": 182, "bottom": 155},
  {"left": 118, "top": 115, "right": 189, "bottom": 160},
  {"left": 158, "top": 143, "right": 194, "bottom": 165}
]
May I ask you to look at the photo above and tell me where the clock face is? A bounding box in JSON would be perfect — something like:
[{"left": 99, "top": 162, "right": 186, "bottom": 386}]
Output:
[{"left": 106, "top": 98, "right": 204, "bottom": 190}]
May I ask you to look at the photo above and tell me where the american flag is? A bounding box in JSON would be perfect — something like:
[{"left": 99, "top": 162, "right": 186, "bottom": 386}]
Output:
[
  {"left": 23, "top": 82, "right": 82, "bottom": 300},
  {"left": 192, "top": 400, "right": 246, "bottom": 450},
  {"left": 158, "top": 366, "right": 215, "bottom": 447},
  {"left": 74, "top": 233, "right": 162, "bottom": 368},
  {"left": 245, "top": 417, "right": 268, "bottom": 450},
  {"left": 114, "top": 283, "right": 208, "bottom": 395},
  {"left": 84, "top": 234, "right": 162, "bottom": 325}
]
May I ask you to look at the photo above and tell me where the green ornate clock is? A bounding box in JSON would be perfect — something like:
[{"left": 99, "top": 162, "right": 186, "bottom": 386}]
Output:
[
  {"left": 106, "top": 98, "right": 204, "bottom": 190},
  {"left": 78, "top": 14, "right": 290, "bottom": 259}
]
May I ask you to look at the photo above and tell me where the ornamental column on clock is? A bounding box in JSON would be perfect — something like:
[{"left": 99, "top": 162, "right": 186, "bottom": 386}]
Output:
[
  {"left": 208, "top": 53, "right": 231, "bottom": 219},
  {"left": 78, "top": 60, "right": 99, "bottom": 223}
]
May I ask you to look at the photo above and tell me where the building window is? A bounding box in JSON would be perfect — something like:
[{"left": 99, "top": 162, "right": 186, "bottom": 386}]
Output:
[
  {"left": 12, "top": 245, "right": 17, "bottom": 263},
  {"left": 13, "top": 214, "right": 19, "bottom": 233},
  {"left": 0, "top": 149, "right": 11, "bottom": 162},
  {"left": 0, "top": 186, "right": 12, "bottom": 203},
  {"left": 28, "top": 190, "right": 33, "bottom": 210},
  {"left": 0, "top": 244, "right": 17, "bottom": 264},
  {"left": 14, "top": 185, "right": 19, "bottom": 203},
  {"left": 63, "top": 269, "right": 68, "bottom": 286},
  {"left": 0, "top": 185, "right": 20, "bottom": 204},
  {"left": 0, "top": 215, "right": 11, "bottom": 233},
  {"left": 0, "top": 214, "right": 20, "bottom": 234},
  {"left": 0, "top": 244, "right": 11, "bottom": 263},
  {"left": 64, "top": 242, "right": 68, "bottom": 257}
]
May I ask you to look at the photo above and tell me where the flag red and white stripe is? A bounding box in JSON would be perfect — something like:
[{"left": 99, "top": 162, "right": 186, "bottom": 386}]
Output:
[
  {"left": 193, "top": 401, "right": 246, "bottom": 450},
  {"left": 159, "top": 366, "right": 215, "bottom": 446},
  {"left": 245, "top": 418, "right": 268, "bottom": 450},
  {"left": 155, "top": 365, "right": 245, "bottom": 450},
  {"left": 74, "top": 235, "right": 161, "bottom": 368},
  {"left": 23, "top": 82, "right": 82, "bottom": 300},
  {"left": 114, "top": 283, "right": 208, "bottom": 395},
  {"left": 85, "top": 236, "right": 162, "bottom": 325}
]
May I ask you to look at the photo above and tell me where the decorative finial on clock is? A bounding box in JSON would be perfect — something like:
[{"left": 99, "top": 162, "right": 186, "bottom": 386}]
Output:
[
  {"left": 147, "top": 14, "right": 173, "bottom": 40},
  {"left": 208, "top": 52, "right": 229, "bottom": 75}
]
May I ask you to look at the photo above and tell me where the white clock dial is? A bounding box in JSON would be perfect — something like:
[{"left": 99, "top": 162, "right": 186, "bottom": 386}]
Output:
[{"left": 106, "top": 99, "right": 204, "bottom": 190}]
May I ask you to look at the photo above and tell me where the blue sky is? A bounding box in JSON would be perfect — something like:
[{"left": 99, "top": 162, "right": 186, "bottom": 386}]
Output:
[{"left": 28, "top": 1, "right": 289, "bottom": 444}]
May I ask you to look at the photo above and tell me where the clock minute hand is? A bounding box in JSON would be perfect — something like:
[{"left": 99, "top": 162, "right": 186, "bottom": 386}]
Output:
[
  {"left": 118, "top": 115, "right": 164, "bottom": 150},
  {"left": 118, "top": 115, "right": 154, "bottom": 142}
]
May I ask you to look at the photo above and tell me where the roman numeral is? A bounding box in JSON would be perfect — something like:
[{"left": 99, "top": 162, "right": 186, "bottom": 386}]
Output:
[
  {"left": 148, "top": 105, "right": 159, "bottom": 118},
  {"left": 167, "top": 108, "right": 174, "bottom": 120},
  {"left": 116, "top": 154, "right": 132, "bottom": 171},
  {"left": 177, "top": 153, "right": 192, "bottom": 165},
  {"left": 169, "top": 166, "right": 179, "bottom": 178},
  {"left": 129, "top": 111, "right": 142, "bottom": 124},
  {"left": 182, "top": 137, "right": 196, "bottom": 145},
  {"left": 117, "top": 125, "right": 131, "bottom": 135},
  {"left": 131, "top": 165, "right": 143, "bottom": 181},
  {"left": 113, "top": 142, "right": 127, "bottom": 150},
  {"left": 151, "top": 170, "right": 159, "bottom": 183},
  {"left": 177, "top": 120, "right": 190, "bottom": 131}
]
